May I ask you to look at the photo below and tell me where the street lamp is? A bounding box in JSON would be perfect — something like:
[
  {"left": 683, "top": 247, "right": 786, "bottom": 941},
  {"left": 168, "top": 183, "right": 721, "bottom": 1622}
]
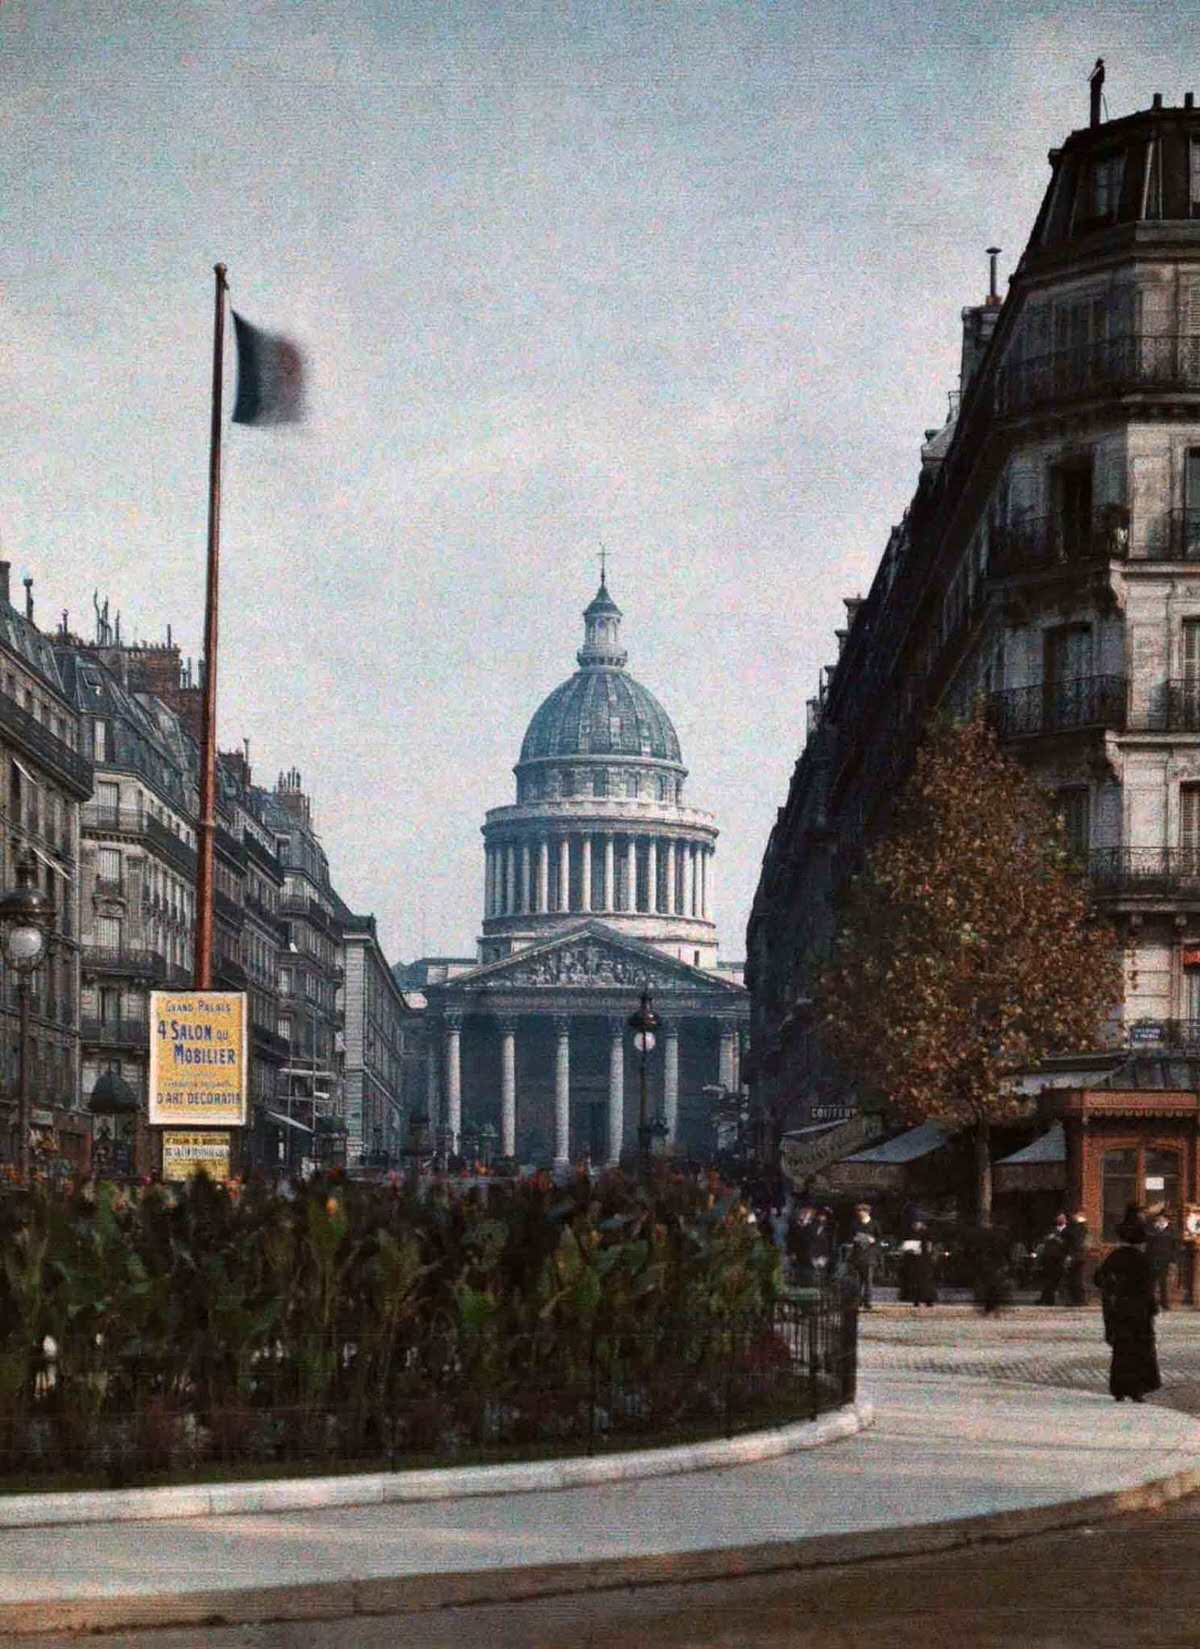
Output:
[
  {"left": 627, "top": 984, "right": 660, "bottom": 1180},
  {"left": 0, "top": 853, "right": 54, "bottom": 1181}
]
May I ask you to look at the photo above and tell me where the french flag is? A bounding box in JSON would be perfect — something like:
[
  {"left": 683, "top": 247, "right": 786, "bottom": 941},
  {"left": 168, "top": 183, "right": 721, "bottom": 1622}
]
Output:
[{"left": 231, "top": 312, "right": 306, "bottom": 425}]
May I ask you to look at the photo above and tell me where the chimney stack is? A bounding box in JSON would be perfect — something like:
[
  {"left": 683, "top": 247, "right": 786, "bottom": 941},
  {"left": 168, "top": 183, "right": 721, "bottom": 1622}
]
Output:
[
  {"left": 23, "top": 577, "right": 33, "bottom": 623},
  {"left": 0, "top": 562, "right": 10, "bottom": 608},
  {"left": 1089, "top": 58, "right": 1105, "bottom": 128},
  {"left": 986, "top": 245, "right": 1001, "bottom": 306},
  {"left": 1152, "top": 93, "right": 1163, "bottom": 109},
  {"left": 1187, "top": 93, "right": 1195, "bottom": 110}
]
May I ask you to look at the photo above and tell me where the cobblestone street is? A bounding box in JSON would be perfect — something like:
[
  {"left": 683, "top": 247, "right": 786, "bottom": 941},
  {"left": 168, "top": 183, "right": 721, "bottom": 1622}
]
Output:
[{"left": 860, "top": 1303, "right": 1200, "bottom": 1413}]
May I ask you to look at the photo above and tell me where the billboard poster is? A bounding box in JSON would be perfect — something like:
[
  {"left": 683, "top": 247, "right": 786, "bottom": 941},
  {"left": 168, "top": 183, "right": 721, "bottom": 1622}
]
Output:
[
  {"left": 161, "top": 1129, "right": 232, "bottom": 1182},
  {"left": 149, "top": 991, "right": 248, "bottom": 1127}
]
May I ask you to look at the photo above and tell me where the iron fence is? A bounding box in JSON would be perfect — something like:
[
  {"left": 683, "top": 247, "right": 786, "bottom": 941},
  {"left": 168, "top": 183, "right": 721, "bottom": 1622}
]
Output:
[
  {"left": 1088, "top": 846, "right": 1200, "bottom": 894},
  {"left": 987, "top": 511, "right": 1130, "bottom": 579},
  {"left": 0, "top": 1294, "right": 857, "bottom": 1485}
]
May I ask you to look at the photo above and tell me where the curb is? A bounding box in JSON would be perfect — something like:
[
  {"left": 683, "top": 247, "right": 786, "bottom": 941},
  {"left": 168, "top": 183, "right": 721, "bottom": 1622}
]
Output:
[
  {"left": 2, "top": 1439, "right": 1199, "bottom": 1639},
  {"left": 0, "top": 1401, "right": 874, "bottom": 1531}
]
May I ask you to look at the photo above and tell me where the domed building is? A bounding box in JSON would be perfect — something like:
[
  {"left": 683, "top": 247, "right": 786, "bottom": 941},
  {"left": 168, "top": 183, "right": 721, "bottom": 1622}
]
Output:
[
  {"left": 421, "top": 580, "right": 748, "bottom": 1169},
  {"left": 480, "top": 580, "right": 719, "bottom": 967}
]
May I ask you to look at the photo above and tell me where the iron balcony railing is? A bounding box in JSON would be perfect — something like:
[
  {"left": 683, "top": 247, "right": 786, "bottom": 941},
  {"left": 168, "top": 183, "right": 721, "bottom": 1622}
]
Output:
[
  {"left": 79, "top": 1015, "right": 148, "bottom": 1049},
  {"left": 995, "top": 334, "right": 1200, "bottom": 418},
  {"left": 987, "top": 510, "right": 1130, "bottom": 579},
  {"left": 80, "top": 946, "right": 168, "bottom": 981},
  {"left": 987, "top": 675, "right": 1127, "bottom": 739},
  {"left": 83, "top": 806, "right": 197, "bottom": 879},
  {"left": 1131, "top": 681, "right": 1200, "bottom": 733},
  {"left": 1089, "top": 847, "right": 1200, "bottom": 895},
  {"left": 0, "top": 688, "right": 93, "bottom": 799}
]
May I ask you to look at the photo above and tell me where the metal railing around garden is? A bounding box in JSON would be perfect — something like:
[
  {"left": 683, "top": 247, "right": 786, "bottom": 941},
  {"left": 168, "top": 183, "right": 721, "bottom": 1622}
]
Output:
[{"left": 0, "top": 1294, "right": 857, "bottom": 1486}]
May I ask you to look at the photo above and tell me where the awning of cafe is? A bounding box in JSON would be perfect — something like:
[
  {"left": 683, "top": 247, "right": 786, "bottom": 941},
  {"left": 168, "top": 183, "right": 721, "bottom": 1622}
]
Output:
[
  {"left": 993, "top": 1123, "right": 1066, "bottom": 1193},
  {"left": 824, "top": 1121, "right": 949, "bottom": 1191}
]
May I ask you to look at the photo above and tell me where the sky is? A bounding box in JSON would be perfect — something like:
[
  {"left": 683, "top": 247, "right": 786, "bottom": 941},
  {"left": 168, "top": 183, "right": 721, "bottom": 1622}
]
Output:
[{"left": 0, "top": 2, "right": 1193, "bottom": 963}]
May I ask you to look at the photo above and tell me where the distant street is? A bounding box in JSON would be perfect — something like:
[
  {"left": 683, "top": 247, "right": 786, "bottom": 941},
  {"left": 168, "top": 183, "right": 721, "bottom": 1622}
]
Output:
[{"left": 11, "top": 1304, "right": 1200, "bottom": 1649}]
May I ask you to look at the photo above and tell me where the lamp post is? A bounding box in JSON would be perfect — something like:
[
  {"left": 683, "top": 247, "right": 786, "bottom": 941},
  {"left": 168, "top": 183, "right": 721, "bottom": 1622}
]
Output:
[
  {"left": 627, "top": 984, "right": 660, "bottom": 1180},
  {"left": 0, "top": 853, "right": 54, "bottom": 1181}
]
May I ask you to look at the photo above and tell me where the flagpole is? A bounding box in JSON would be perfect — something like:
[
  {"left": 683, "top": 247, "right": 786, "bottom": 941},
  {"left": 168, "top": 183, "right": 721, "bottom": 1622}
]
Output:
[{"left": 194, "top": 261, "right": 227, "bottom": 992}]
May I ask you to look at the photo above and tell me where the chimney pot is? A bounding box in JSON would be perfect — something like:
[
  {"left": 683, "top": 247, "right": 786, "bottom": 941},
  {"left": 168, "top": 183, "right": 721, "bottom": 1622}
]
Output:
[
  {"left": 0, "top": 562, "right": 10, "bottom": 607},
  {"left": 1152, "top": 93, "right": 1163, "bottom": 109},
  {"left": 1187, "top": 92, "right": 1196, "bottom": 109},
  {"left": 23, "top": 577, "right": 33, "bottom": 624},
  {"left": 1089, "top": 57, "right": 1105, "bottom": 128}
]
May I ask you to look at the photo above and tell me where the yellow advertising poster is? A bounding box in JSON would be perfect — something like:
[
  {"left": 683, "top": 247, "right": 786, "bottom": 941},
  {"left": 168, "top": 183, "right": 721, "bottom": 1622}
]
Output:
[
  {"left": 161, "top": 1129, "right": 232, "bottom": 1182},
  {"left": 149, "top": 991, "right": 248, "bottom": 1127}
]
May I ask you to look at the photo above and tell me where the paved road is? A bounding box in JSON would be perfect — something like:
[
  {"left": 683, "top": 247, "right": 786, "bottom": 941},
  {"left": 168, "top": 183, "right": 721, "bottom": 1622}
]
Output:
[{"left": 11, "top": 1307, "right": 1200, "bottom": 1649}]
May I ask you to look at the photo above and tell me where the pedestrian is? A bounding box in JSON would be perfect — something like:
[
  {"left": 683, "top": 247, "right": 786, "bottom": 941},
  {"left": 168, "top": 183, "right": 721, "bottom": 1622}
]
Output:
[
  {"left": 849, "top": 1202, "right": 881, "bottom": 1310},
  {"left": 1146, "top": 1211, "right": 1176, "bottom": 1312},
  {"left": 1094, "top": 1207, "right": 1161, "bottom": 1403},
  {"left": 787, "top": 1204, "right": 820, "bottom": 1287},
  {"left": 1064, "top": 1209, "right": 1090, "bottom": 1306},
  {"left": 898, "top": 1221, "right": 938, "bottom": 1307},
  {"left": 1036, "top": 1213, "right": 1069, "bottom": 1305}
]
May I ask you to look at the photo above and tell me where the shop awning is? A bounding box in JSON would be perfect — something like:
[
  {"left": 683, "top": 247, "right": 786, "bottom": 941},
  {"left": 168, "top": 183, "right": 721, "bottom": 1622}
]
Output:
[
  {"left": 265, "top": 1110, "right": 313, "bottom": 1134},
  {"left": 993, "top": 1124, "right": 1066, "bottom": 1193}
]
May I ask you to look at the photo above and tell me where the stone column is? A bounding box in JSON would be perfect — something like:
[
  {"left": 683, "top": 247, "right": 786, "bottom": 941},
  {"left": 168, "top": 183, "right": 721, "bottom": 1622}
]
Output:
[
  {"left": 537, "top": 838, "right": 550, "bottom": 913},
  {"left": 603, "top": 833, "right": 615, "bottom": 911},
  {"left": 647, "top": 838, "right": 659, "bottom": 914},
  {"left": 554, "top": 1016, "right": 571, "bottom": 1168},
  {"left": 718, "top": 1022, "right": 736, "bottom": 1093},
  {"left": 580, "top": 835, "right": 592, "bottom": 912},
  {"left": 704, "top": 848, "right": 714, "bottom": 922},
  {"left": 445, "top": 1013, "right": 463, "bottom": 1150},
  {"left": 521, "top": 843, "right": 532, "bottom": 914},
  {"left": 665, "top": 840, "right": 677, "bottom": 915},
  {"left": 689, "top": 844, "right": 700, "bottom": 917},
  {"left": 607, "top": 1018, "right": 625, "bottom": 1166},
  {"left": 498, "top": 1016, "right": 517, "bottom": 1159},
  {"left": 626, "top": 837, "right": 638, "bottom": 912},
  {"left": 663, "top": 1020, "right": 679, "bottom": 1144},
  {"left": 559, "top": 837, "right": 571, "bottom": 912},
  {"left": 484, "top": 848, "right": 494, "bottom": 919},
  {"left": 506, "top": 844, "right": 517, "bottom": 916},
  {"left": 425, "top": 1031, "right": 440, "bottom": 1126}
]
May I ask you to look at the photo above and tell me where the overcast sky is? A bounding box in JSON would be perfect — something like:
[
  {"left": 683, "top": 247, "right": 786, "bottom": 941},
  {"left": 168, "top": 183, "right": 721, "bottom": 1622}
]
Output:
[{"left": 1, "top": 2, "right": 1191, "bottom": 962}]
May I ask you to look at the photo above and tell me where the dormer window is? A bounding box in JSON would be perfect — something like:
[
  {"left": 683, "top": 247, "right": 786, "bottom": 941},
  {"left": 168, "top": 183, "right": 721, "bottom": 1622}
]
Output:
[{"left": 1089, "top": 152, "right": 1124, "bottom": 222}]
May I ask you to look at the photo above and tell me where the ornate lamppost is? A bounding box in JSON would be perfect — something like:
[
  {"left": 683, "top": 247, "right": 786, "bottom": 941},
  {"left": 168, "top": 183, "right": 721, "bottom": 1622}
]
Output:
[
  {"left": 0, "top": 853, "right": 54, "bottom": 1180},
  {"left": 628, "top": 984, "right": 660, "bottom": 1180}
]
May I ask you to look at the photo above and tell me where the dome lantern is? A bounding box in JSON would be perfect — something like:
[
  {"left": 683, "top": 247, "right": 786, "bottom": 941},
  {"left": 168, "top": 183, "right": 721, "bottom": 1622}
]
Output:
[{"left": 577, "top": 580, "right": 627, "bottom": 669}]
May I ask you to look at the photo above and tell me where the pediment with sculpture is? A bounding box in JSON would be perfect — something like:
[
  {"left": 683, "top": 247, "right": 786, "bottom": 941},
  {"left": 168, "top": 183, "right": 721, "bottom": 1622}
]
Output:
[{"left": 444, "top": 923, "right": 744, "bottom": 999}]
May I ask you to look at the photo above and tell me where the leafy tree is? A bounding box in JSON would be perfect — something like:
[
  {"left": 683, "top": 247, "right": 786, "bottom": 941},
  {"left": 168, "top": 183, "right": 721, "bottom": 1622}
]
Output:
[{"left": 813, "top": 710, "right": 1122, "bottom": 1223}]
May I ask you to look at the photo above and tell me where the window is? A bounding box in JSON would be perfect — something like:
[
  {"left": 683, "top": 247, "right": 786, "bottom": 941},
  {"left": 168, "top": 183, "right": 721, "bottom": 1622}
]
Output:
[
  {"left": 93, "top": 718, "right": 109, "bottom": 761},
  {"left": 1102, "top": 1144, "right": 1180, "bottom": 1239},
  {"left": 97, "top": 847, "right": 121, "bottom": 888},
  {"left": 1054, "top": 788, "right": 1090, "bottom": 861},
  {"left": 95, "top": 915, "right": 122, "bottom": 950},
  {"left": 1191, "top": 138, "right": 1200, "bottom": 218},
  {"left": 1184, "top": 450, "right": 1200, "bottom": 557},
  {"left": 1089, "top": 152, "right": 1125, "bottom": 221},
  {"left": 1183, "top": 785, "right": 1200, "bottom": 872},
  {"left": 593, "top": 769, "right": 607, "bottom": 798},
  {"left": 1049, "top": 457, "right": 1094, "bottom": 557},
  {"left": 96, "top": 780, "right": 119, "bottom": 816}
]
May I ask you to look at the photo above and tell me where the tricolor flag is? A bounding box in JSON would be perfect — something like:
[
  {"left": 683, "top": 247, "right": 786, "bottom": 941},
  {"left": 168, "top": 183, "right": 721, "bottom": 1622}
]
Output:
[{"left": 231, "top": 312, "right": 306, "bottom": 425}]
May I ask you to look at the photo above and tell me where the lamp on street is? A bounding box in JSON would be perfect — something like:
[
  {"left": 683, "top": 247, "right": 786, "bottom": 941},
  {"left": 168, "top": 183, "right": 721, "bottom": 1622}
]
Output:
[
  {"left": 627, "top": 984, "right": 660, "bottom": 1180},
  {"left": 0, "top": 852, "right": 54, "bottom": 1180}
]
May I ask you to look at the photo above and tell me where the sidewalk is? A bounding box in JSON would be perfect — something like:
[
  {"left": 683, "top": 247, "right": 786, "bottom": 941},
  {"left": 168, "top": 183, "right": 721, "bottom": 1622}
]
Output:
[{"left": 3, "top": 1328, "right": 1200, "bottom": 1636}]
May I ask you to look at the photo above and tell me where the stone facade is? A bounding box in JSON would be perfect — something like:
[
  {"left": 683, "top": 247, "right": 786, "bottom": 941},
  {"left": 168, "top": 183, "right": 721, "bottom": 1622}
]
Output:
[{"left": 749, "top": 92, "right": 1200, "bottom": 1146}]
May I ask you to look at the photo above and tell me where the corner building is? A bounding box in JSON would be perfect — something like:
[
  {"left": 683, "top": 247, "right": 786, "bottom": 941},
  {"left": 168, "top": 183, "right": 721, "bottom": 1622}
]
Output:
[
  {"left": 424, "top": 582, "right": 748, "bottom": 1168},
  {"left": 749, "top": 89, "right": 1200, "bottom": 1209}
]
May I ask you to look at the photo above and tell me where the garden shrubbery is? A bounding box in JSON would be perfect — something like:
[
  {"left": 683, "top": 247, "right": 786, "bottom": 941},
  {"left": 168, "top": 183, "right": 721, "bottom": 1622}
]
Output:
[{"left": 0, "top": 1168, "right": 810, "bottom": 1486}]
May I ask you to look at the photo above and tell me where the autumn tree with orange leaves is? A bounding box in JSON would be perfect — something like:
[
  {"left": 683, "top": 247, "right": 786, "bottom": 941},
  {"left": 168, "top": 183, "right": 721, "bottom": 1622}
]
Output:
[{"left": 813, "top": 711, "right": 1122, "bottom": 1224}]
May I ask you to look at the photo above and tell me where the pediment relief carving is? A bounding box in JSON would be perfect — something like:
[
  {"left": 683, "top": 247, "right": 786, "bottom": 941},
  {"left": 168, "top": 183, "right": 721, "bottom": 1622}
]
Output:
[{"left": 478, "top": 940, "right": 694, "bottom": 993}]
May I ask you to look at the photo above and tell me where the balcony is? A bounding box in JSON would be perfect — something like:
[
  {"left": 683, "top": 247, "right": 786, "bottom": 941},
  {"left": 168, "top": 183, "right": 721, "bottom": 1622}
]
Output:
[
  {"left": 83, "top": 806, "right": 197, "bottom": 879},
  {"left": 987, "top": 510, "right": 1129, "bottom": 580},
  {"left": 0, "top": 690, "right": 92, "bottom": 800},
  {"left": 1131, "top": 681, "right": 1200, "bottom": 734},
  {"left": 80, "top": 1015, "right": 148, "bottom": 1050},
  {"left": 986, "top": 675, "right": 1127, "bottom": 739},
  {"left": 215, "top": 956, "right": 249, "bottom": 990},
  {"left": 995, "top": 334, "right": 1200, "bottom": 419},
  {"left": 1088, "top": 848, "right": 1200, "bottom": 898},
  {"left": 252, "top": 1022, "right": 289, "bottom": 1060},
  {"left": 80, "top": 946, "right": 168, "bottom": 982},
  {"left": 281, "top": 895, "right": 340, "bottom": 938}
]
